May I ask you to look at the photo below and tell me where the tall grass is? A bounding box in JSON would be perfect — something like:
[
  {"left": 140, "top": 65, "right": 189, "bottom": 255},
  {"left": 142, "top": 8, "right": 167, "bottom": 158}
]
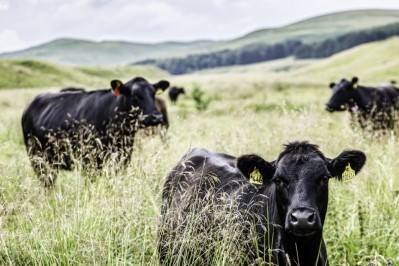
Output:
[{"left": 0, "top": 78, "right": 398, "bottom": 265}]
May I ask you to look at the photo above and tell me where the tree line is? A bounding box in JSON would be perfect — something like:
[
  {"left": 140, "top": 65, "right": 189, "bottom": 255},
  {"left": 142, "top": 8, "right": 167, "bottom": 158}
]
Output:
[{"left": 134, "top": 22, "right": 399, "bottom": 74}]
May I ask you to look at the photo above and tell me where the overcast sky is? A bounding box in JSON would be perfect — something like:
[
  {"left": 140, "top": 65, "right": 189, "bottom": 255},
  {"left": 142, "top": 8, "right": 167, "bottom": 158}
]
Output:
[{"left": 0, "top": 0, "right": 398, "bottom": 53}]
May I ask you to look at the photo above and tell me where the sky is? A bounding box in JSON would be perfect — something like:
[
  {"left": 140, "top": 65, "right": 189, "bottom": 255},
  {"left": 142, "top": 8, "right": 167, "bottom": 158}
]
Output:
[{"left": 0, "top": 0, "right": 398, "bottom": 54}]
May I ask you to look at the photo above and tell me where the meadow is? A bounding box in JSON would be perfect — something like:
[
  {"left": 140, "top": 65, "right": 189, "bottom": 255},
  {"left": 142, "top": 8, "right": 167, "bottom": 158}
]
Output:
[{"left": 1, "top": 39, "right": 399, "bottom": 265}]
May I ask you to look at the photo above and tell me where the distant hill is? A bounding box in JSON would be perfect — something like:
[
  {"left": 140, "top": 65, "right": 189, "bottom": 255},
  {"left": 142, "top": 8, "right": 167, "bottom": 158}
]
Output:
[
  {"left": 136, "top": 21, "right": 399, "bottom": 74},
  {"left": 196, "top": 37, "right": 399, "bottom": 84},
  {"left": 0, "top": 59, "right": 169, "bottom": 89},
  {"left": 1, "top": 9, "right": 399, "bottom": 66},
  {"left": 288, "top": 36, "right": 399, "bottom": 83}
]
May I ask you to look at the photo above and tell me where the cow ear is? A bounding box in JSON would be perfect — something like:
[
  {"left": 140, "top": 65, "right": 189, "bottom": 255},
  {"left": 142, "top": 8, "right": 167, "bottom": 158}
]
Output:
[
  {"left": 237, "top": 154, "right": 275, "bottom": 185},
  {"left": 329, "top": 82, "right": 336, "bottom": 89},
  {"left": 111, "top": 80, "right": 124, "bottom": 96},
  {"left": 153, "top": 80, "right": 170, "bottom": 92},
  {"left": 328, "top": 150, "right": 366, "bottom": 182},
  {"left": 351, "top": 77, "right": 359, "bottom": 88}
]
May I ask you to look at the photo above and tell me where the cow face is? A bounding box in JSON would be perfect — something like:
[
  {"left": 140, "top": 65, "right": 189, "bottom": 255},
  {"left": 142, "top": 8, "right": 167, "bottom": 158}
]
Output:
[
  {"left": 178, "top": 87, "right": 185, "bottom": 94},
  {"left": 237, "top": 142, "right": 366, "bottom": 241},
  {"left": 111, "top": 77, "right": 169, "bottom": 126},
  {"left": 325, "top": 77, "right": 358, "bottom": 112}
]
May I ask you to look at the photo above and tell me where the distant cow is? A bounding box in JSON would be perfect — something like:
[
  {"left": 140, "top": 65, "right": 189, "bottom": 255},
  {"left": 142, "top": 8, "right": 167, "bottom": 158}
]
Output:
[
  {"left": 325, "top": 76, "right": 399, "bottom": 130},
  {"left": 169, "top": 86, "right": 185, "bottom": 104},
  {"left": 158, "top": 141, "right": 366, "bottom": 265},
  {"left": 22, "top": 76, "right": 169, "bottom": 186}
]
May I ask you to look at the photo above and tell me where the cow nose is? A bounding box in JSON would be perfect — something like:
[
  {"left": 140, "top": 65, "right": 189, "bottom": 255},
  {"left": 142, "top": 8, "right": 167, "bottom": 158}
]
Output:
[
  {"left": 289, "top": 207, "right": 317, "bottom": 230},
  {"left": 325, "top": 104, "right": 334, "bottom": 112},
  {"left": 147, "top": 112, "right": 163, "bottom": 125}
]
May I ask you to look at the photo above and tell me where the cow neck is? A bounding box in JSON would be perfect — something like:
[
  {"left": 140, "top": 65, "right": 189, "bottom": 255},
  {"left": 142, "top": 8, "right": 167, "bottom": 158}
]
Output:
[
  {"left": 351, "top": 86, "right": 375, "bottom": 111},
  {"left": 284, "top": 232, "right": 324, "bottom": 266}
]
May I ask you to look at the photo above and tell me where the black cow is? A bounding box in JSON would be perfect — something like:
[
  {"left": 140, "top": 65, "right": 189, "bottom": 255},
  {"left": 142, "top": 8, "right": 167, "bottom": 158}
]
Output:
[
  {"left": 22, "top": 76, "right": 169, "bottom": 186},
  {"left": 168, "top": 86, "right": 185, "bottom": 104},
  {"left": 325, "top": 76, "right": 399, "bottom": 130},
  {"left": 158, "top": 141, "right": 366, "bottom": 265}
]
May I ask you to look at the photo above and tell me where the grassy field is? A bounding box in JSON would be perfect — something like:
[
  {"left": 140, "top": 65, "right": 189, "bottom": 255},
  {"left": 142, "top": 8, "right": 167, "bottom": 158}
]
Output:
[
  {"left": 1, "top": 38, "right": 399, "bottom": 265},
  {"left": 1, "top": 78, "right": 398, "bottom": 265}
]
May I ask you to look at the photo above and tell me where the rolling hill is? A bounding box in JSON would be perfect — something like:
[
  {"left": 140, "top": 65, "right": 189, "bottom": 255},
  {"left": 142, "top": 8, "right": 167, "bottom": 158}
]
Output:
[
  {"left": 1, "top": 9, "right": 399, "bottom": 66},
  {"left": 187, "top": 37, "right": 399, "bottom": 85},
  {"left": 3, "top": 36, "right": 397, "bottom": 90},
  {"left": 0, "top": 59, "right": 169, "bottom": 89}
]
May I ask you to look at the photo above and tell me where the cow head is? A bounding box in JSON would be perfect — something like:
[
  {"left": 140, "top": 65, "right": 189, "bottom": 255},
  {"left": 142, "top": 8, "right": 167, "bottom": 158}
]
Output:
[
  {"left": 110, "top": 77, "right": 169, "bottom": 126},
  {"left": 237, "top": 141, "right": 366, "bottom": 241},
  {"left": 325, "top": 77, "right": 359, "bottom": 112},
  {"left": 178, "top": 87, "right": 186, "bottom": 94}
]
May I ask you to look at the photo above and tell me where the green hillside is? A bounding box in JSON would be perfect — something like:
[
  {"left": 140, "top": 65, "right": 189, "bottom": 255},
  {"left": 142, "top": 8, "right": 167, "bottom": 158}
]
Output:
[
  {"left": 0, "top": 38, "right": 218, "bottom": 66},
  {"left": 288, "top": 36, "right": 399, "bottom": 83},
  {"left": 1, "top": 9, "right": 398, "bottom": 66},
  {"left": 180, "top": 37, "right": 399, "bottom": 86},
  {"left": 0, "top": 59, "right": 169, "bottom": 89},
  {"left": 232, "top": 9, "right": 399, "bottom": 48}
]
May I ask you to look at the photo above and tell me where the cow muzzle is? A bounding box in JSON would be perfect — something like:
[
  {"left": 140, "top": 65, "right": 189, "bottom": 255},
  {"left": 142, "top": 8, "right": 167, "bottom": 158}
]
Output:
[
  {"left": 286, "top": 207, "right": 321, "bottom": 238},
  {"left": 143, "top": 112, "right": 164, "bottom": 126},
  {"left": 325, "top": 103, "right": 346, "bottom": 112},
  {"left": 325, "top": 104, "right": 334, "bottom": 112}
]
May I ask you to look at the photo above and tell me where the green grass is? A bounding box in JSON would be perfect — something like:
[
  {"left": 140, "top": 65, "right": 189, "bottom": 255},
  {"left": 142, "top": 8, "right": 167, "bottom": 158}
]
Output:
[
  {"left": 0, "top": 67, "right": 398, "bottom": 265},
  {"left": 0, "top": 59, "right": 169, "bottom": 89},
  {"left": 1, "top": 10, "right": 399, "bottom": 65}
]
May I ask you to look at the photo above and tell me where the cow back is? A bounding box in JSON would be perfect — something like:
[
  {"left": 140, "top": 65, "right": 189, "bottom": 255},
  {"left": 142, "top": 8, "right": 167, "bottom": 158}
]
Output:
[{"left": 159, "top": 148, "right": 282, "bottom": 265}]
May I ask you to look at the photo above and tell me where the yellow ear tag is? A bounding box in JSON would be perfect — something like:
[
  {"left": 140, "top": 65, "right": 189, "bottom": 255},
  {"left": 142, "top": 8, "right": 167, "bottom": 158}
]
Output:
[
  {"left": 156, "top": 88, "right": 163, "bottom": 95},
  {"left": 353, "top": 83, "right": 358, "bottom": 89},
  {"left": 249, "top": 167, "right": 263, "bottom": 184},
  {"left": 342, "top": 163, "right": 355, "bottom": 182}
]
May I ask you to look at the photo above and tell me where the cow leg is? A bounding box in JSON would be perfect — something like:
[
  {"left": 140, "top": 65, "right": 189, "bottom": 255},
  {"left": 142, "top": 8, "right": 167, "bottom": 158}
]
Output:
[
  {"left": 29, "top": 149, "right": 59, "bottom": 187},
  {"left": 27, "top": 136, "right": 59, "bottom": 187}
]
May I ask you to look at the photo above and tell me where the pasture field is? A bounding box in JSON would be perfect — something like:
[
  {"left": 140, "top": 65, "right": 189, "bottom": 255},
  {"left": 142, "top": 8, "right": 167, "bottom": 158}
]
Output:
[{"left": 0, "top": 72, "right": 398, "bottom": 265}]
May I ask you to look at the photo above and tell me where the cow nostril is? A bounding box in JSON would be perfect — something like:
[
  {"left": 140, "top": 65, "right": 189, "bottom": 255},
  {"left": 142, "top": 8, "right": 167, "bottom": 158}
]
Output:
[
  {"left": 290, "top": 212, "right": 298, "bottom": 223},
  {"left": 308, "top": 212, "right": 315, "bottom": 223}
]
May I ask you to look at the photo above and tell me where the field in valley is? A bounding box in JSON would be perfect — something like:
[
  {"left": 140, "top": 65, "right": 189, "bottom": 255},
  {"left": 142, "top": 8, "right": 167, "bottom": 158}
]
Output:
[{"left": 0, "top": 38, "right": 399, "bottom": 265}]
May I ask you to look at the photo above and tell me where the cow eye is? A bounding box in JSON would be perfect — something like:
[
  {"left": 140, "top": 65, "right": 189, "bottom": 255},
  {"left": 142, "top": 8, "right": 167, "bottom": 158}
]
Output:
[
  {"left": 273, "top": 177, "right": 286, "bottom": 187},
  {"left": 321, "top": 176, "right": 329, "bottom": 184}
]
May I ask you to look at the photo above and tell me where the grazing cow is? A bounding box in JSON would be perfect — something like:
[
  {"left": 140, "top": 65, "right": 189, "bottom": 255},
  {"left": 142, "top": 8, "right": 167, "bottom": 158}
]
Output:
[
  {"left": 22, "top": 76, "right": 169, "bottom": 186},
  {"left": 158, "top": 141, "right": 366, "bottom": 265},
  {"left": 325, "top": 76, "right": 399, "bottom": 130},
  {"left": 168, "top": 86, "right": 185, "bottom": 104}
]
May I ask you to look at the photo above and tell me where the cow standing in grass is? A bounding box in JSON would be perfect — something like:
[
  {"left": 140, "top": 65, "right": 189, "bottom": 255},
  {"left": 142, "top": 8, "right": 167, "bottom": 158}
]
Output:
[
  {"left": 325, "top": 76, "right": 399, "bottom": 130},
  {"left": 22, "top": 76, "right": 169, "bottom": 186},
  {"left": 169, "top": 86, "right": 185, "bottom": 104},
  {"left": 158, "top": 141, "right": 366, "bottom": 265}
]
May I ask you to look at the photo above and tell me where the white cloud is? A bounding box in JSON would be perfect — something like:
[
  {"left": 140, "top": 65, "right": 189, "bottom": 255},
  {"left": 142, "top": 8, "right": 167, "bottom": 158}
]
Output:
[
  {"left": 213, "top": 0, "right": 228, "bottom": 7},
  {"left": 0, "top": 29, "right": 26, "bottom": 53},
  {"left": 0, "top": 0, "right": 9, "bottom": 10}
]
